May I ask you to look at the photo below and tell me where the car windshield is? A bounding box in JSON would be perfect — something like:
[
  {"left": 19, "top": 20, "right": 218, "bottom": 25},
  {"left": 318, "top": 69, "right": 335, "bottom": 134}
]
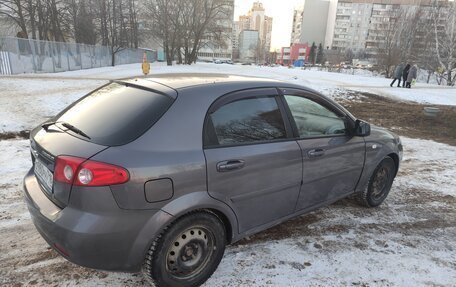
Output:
[{"left": 56, "top": 83, "right": 173, "bottom": 146}]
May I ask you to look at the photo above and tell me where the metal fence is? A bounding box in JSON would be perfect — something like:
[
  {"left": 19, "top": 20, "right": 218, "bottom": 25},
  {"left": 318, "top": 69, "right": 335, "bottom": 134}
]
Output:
[{"left": 0, "top": 37, "right": 156, "bottom": 75}]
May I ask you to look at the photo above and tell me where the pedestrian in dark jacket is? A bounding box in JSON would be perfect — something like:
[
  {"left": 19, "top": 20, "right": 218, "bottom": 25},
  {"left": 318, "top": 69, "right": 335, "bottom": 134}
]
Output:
[
  {"left": 390, "top": 63, "right": 404, "bottom": 87},
  {"left": 402, "top": 64, "right": 411, "bottom": 87},
  {"left": 406, "top": 64, "right": 418, "bottom": 88}
]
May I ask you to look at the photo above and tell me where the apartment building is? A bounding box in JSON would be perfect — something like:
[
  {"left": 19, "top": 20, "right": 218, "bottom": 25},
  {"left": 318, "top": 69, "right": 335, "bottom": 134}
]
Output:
[
  {"left": 197, "top": 0, "right": 235, "bottom": 61},
  {"left": 329, "top": 0, "right": 440, "bottom": 55},
  {"left": 300, "top": 0, "right": 331, "bottom": 46},
  {"left": 238, "top": 30, "right": 260, "bottom": 63},
  {"left": 236, "top": 2, "right": 273, "bottom": 62},
  {"left": 290, "top": 8, "right": 304, "bottom": 44},
  {"left": 231, "top": 21, "right": 241, "bottom": 59},
  {"left": 290, "top": 0, "right": 339, "bottom": 48},
  {"left": 331, "top": 1, "right": 373, "bottom": 51},
  {"left": 288, "top": 0, "right": 449, "bottom": 59}
]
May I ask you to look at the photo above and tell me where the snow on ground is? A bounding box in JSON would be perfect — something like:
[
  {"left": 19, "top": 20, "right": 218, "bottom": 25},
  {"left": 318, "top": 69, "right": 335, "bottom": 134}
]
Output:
[
  {"left": 0, "top": 137, "right": 454, "bottom": 286},
  {"left": 1, "top": 62, "right": 455, "bottom": 133},
  {"left": 0, "top": 77, "right": 104, "bottom": 133}
]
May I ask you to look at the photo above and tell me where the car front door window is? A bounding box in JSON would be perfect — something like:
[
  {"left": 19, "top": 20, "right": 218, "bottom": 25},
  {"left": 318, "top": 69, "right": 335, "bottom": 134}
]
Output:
[{"left": 284, "top": 95, "right": 346, "bottom": 138}]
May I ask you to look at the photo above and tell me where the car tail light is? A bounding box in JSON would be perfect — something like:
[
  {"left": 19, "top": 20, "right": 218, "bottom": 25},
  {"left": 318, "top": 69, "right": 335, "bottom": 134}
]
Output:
[
  {"left": 54, "top": 156, "right": 85, "bottom": 184},
  {"left": 54, "top": 156, "right": 129, "bottom": 186}
]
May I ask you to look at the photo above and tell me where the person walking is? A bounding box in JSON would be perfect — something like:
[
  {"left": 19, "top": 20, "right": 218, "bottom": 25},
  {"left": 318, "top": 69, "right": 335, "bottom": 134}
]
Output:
[
  {"left": 402, "top": 64, "right": 411, "bottom": 87},
  {"left": 390, "top": 63, "right": 404, "bottom": 87},
  {"left": 406, "top": 64, "right": 418, "bottom": 88}
]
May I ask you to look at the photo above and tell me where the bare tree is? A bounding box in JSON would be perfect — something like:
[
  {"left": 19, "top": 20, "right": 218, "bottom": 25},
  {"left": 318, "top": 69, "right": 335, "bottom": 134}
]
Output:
[
  {"left": 179, "top": 0, "right": 231, "bottom": 64},
  {"left": 396, "top": 6, "right": 421, "bottom": 62},
  {"left": 372, "top": 6, "right": 403, "bottom": 77},
  {"left": 344, "top": 48, "right": 354, "bottom": 64},
  {"left": 144, "top": 0, "right": 231, "bottom": 65},
  {"left": 432, "top": 0, "right": 456, "bottom": 86},
  {"left": 92, "top": 0, "right": 139, "bottom": 66},
  {"left": 325, "top": 49, "right": 344, "bottom": 71},
  {"left": 408, "top": 6, "right": 439, "bottom": 83},
  {"left": 0, "top": 0, "right": 29, "bottom": 38},
  {"left": 64, "top": 0, "right": 96, "bottom": 45},
  {"left": 144, "top": 0, "right": 179, "bottom": 65}
]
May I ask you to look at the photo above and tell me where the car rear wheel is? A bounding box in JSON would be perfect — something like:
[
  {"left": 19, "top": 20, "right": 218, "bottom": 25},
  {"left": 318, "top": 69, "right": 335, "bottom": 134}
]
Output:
[
  {"left": 356, "top": 157, "right": 396, "bottom": 207},
  {"left": 143, "top": 212, "right": 226, "bottom": 287}
]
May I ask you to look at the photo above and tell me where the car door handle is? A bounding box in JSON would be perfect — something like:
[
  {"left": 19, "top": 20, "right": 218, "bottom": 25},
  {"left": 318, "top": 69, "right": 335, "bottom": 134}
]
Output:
[
  {"left": 308, "top": 149, "right": 325, "bottom": 158},
  {"left": 216, "top": 160, "right": 245, "bottom": 172}
]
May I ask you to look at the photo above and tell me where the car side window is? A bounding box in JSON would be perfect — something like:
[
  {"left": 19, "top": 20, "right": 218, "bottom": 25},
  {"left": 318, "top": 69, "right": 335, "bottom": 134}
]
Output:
[
  {"left": 284, "top": 95, "right": 346, "bottom": 138},
  {"left": 207, "top": 96, "right": 287, "bottom": 146}
]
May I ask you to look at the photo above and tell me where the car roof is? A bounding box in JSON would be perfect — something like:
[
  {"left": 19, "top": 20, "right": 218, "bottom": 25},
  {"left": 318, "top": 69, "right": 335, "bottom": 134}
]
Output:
[
  {"left": 117, "top": 74, "right": 342, "bottom": 114},
  {"left": 135, "top": 73, "right": 282, "bottom": 89},
  {"left": 118, "top": 73, "right": 305, "bottom": 98}
]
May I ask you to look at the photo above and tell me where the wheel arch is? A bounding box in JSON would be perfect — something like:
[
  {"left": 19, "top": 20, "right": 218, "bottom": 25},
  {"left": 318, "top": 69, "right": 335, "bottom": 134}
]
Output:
[
  {"left": 160, "top": 191, "right": 238, "bottom": 244},
  {"left": 204, "top": 208, "right": 233, "bottom": 244},
  {"left": 356, "top": 145, "right": 399, "bottom": 194},
  {"left": 387, "top": 152, "right": 399, "bottom": 176}
]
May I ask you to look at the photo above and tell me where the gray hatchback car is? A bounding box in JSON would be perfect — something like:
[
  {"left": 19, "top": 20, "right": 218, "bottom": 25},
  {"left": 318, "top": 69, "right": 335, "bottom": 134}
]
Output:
[{"left": 24, "top": 74, "right": 402, "bottom": 287}]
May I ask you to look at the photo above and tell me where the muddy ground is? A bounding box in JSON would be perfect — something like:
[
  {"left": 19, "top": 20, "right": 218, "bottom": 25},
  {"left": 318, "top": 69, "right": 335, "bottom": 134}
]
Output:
[
  {"left": 0, "top": 93, "right": 455, "bottom": 287},
  {"left": 336, "top": 91, "right": 456, "bottom": 146}
]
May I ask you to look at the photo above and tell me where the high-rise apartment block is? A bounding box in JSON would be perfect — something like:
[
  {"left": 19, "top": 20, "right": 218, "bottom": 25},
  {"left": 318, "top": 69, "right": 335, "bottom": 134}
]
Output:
[
  {"left": 291, "top": 0, "right": 447, "bottom": 56},
  {"left": 231, "top": 21, "right": 241, "bottom": 59},
  {"left": 290, "top": 8, "right": 303, "bottom": 44},
  {"left": 234, "top": 2, "right": 273, "bottom": 62},
  {"left": 238, "top": 30, "right": 260, "bottom": 62},
  {"left": 290, "top": 0, "right": 337, "bottom": 47}
]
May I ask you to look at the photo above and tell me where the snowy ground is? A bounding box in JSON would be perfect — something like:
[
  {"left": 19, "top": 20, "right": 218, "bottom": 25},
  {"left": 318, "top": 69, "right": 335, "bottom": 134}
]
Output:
[
  {"left": 0, "top": 63, "right": 455, "bottom": 286},
  {"left": 0, "top": 137, "right": 454, "bottom": 287}
]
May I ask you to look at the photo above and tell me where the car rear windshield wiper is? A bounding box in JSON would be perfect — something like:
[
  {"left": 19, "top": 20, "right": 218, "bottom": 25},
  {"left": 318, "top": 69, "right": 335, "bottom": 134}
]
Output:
[
  {"left": 41, "top": 121, "right": 56, "bottom": 131},
  {"left": 61, "top": 122, "right": 91, "bottom": 140}
]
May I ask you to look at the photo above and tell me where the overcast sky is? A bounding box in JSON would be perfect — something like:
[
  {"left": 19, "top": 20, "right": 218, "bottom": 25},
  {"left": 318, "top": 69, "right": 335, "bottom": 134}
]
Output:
[{"left": 234, "top": 0, "right": 304, "bottom": 51}]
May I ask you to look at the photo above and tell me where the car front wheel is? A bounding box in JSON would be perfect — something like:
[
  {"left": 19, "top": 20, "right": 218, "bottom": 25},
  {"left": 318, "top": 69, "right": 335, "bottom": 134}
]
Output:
[
  {"left": 356, "top": 156, "right": 396, "bottom": 207},
  {"left": 143, "top": 212, "right": 226, "bottom": 287}
]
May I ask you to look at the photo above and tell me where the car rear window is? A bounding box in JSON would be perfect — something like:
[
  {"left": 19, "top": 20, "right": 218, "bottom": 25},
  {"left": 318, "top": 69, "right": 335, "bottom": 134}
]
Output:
[{"left": 56, "top": 82, "right": 174, "bottom": 146}]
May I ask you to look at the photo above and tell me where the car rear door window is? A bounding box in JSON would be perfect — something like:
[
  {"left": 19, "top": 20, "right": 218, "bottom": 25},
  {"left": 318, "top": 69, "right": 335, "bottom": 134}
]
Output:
[
  {"left": 284, "top": 95, "right": 346, "bottom": 138},
  {"left": 56, "top": 82, "right": 174, "bottom": 146},
  {"left": 208, "top": 97, "right": 287, "bottom": 146}
]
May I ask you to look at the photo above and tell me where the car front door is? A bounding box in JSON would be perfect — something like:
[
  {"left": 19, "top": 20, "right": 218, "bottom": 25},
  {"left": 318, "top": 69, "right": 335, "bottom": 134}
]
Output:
[
  {"left": 280, "top": 88, "right": 366, "bottom": 210},
  {"left": 203, "top": 88, "right": 302, "bottom": 233}
]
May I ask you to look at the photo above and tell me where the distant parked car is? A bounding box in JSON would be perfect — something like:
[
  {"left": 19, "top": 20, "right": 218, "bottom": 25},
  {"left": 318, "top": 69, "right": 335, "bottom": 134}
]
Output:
[
  {"left": 241, "top": 62, "right": 252, "bottom": 65},
  {"left": 24, "top": 74, "right": 402, "bottom": 287}
]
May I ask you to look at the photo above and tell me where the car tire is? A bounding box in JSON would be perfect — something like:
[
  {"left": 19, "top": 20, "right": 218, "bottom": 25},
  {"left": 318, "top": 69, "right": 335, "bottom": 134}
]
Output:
[
  {"left": 143, "top": 211, "right": 226, "bottom": 287},
  {"left": 356, "top": 157, "right": 396, "bottom": 207}
]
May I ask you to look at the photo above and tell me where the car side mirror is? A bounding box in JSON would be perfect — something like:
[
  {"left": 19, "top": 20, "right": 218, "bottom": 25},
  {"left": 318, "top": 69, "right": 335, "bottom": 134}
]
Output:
[{"left": 354, "top": 119, "right": 371, "bottom": 136}]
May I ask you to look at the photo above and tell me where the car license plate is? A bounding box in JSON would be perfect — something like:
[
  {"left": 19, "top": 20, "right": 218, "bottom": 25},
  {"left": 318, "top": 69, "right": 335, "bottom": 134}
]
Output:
[{"left": 34, "top": 159, "right": 53, "bottom": 192}]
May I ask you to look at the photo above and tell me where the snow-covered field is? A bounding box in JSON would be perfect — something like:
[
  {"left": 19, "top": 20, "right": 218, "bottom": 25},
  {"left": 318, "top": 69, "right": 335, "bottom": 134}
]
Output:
[{"left": 0, "top": 63, "right": 455, "bottom": 286}]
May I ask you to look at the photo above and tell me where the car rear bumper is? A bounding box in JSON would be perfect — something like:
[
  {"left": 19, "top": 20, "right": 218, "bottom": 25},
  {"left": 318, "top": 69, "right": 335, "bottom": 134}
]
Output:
[{"left": 23, "top": 168, "right": 173, "bottom": 272}]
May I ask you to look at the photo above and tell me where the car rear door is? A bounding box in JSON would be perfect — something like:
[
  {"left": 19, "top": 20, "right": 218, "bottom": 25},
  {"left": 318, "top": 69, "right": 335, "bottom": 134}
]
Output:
[
  {"left": 203, "top": 88, "right": 302, "bottom": 233},
  {"left": 280, "top": 88, "right": 366, "bottom": 210}
]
